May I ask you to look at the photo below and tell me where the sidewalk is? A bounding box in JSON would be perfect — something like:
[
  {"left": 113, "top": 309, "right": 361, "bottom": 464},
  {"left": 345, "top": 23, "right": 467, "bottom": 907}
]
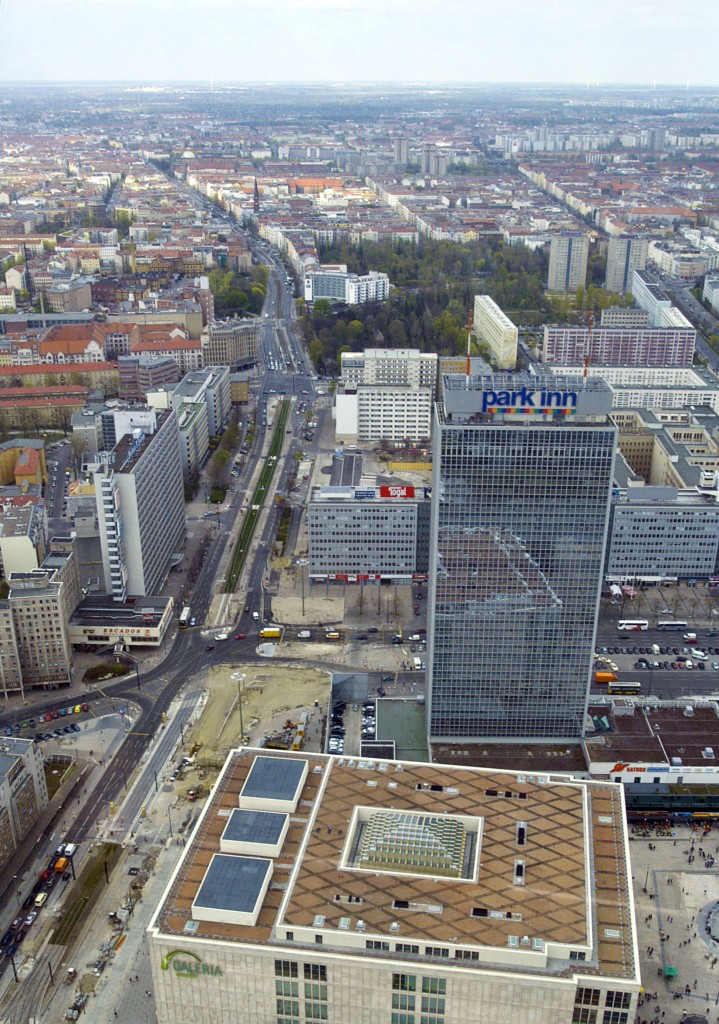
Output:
[{"left": 630, "top": 823, "right": 719, "bottom": 1020}]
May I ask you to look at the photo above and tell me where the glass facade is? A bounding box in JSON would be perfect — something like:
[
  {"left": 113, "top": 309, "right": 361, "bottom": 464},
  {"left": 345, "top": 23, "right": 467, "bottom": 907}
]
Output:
[{"left": 428, "top": 385, "right": 616, "bottom": 742}]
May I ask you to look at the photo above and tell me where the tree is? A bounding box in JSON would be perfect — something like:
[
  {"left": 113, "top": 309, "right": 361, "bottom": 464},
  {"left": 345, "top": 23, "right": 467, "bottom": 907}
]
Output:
[
  {"left": 69, "top": 433, "right": 88, "bottom": 475},
  {"left": 313, "top": 299, "right": 332, "bottom": 316},
  {"left": 208, "top": 449, "right": 231, "bottom": 488}
]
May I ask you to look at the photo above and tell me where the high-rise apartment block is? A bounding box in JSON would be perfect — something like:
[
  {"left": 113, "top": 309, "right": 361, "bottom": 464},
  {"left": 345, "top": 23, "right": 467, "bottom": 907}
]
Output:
[
  {"left": 0, "top": 737, "right": 49, "bottom": 874},
  {"left": 547, "top": 233, "right": 589, "bottom": 293},
  {"left": 92, "top": 409, "right": 185, "bottom": 599},
  {"left": 393, "top": 137, "right": 409, "bottom": 168},
  {"left": 6, "top": 570, "right": 75, "bottom": 688},
  {"left": 542, "top": 324, "right": 695, "bottom": 366},
  {"left": 472, "top": 295, "right": 518, "bottom": 369},
  {"left": 427, "top": 373, "right": 616, "bottom": 744},
  {"left": 604, "top": 236, "right": 648, "bottom": 294}
]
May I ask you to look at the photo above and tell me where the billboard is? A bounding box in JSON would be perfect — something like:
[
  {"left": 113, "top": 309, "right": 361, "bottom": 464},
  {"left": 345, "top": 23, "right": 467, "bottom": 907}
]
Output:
[{"left": 379, "top": 485, "right": 415, "bottom": 499}]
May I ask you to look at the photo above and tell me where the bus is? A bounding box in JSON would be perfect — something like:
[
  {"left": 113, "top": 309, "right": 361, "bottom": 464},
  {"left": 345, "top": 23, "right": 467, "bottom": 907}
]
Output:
[
  {"left": 325, "top": 631, "right": 341, "bottom": 640},
  {"left": 179, "top": 606, "right": 191, "bottom": 629},
  {"left": 617, "top": 619, "right": 649, "bottom": 632},
  {"left": 657, "top": 620, "right": 688, "bottom": 631},
  {"left": 607, "top": 681, "right": 642, "bottom": 695}
]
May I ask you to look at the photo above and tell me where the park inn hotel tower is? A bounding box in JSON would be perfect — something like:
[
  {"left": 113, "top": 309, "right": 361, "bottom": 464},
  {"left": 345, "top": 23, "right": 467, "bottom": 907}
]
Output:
[{"left": 428, "top": 372, "right": 617, "bottom": 746}]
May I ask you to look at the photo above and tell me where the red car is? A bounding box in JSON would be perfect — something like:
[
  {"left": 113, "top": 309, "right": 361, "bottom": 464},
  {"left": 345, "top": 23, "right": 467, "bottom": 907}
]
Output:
[
  {"left": 40, "top": 869, "right": 52, "bottom": 882},
  {"left": 235, "top": 633, "right": 246, "bottom": 640}
]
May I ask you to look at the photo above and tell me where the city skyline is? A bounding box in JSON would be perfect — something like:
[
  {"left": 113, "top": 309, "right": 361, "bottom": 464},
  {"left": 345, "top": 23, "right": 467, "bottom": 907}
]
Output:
[{"left": 0, "top": 0, "right": 716, "bottom": 86}]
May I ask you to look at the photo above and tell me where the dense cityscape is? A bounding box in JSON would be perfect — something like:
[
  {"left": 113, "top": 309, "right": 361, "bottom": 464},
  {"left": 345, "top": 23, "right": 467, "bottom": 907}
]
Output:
[{"left": 1, "top": 73, "right": 719, "bottom": 1024}]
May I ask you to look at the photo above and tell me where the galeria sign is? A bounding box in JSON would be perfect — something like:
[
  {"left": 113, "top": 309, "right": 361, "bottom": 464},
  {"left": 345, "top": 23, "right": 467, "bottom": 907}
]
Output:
[{"left": 161, "top": 949, "right": 223, "bottom": 978}]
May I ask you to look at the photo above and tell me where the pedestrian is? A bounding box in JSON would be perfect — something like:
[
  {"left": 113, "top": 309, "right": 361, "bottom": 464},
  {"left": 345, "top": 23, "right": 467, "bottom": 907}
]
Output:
[{"left": 114, "top": 1013, "right": 118, "bottom": 1019}]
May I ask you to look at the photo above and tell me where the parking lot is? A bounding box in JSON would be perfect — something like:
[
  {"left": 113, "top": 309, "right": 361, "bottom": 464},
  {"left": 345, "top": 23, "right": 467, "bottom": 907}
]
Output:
[{"left": 328, "top": 698, "right": 376, "bottom": 757}]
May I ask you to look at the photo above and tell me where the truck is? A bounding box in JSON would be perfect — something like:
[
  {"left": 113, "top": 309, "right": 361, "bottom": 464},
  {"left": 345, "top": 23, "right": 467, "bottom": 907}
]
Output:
[
  {"left": 298, "top": 630, "right": 311, "bottom": 639},
  {"left": 594, "top": 671, "right": 618, "bottom": 684},
  {"left": 259, "top": 627, "right": 282, "bottom": 640},
  {"left": 684, "top": 632, "right": 697, "bottom": 643}
]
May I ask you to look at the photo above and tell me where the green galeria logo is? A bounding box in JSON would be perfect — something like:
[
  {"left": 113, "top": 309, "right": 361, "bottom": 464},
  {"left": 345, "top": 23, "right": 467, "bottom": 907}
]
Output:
[{"left": 160, "top": 949, "right": 223, "bottom": 978}]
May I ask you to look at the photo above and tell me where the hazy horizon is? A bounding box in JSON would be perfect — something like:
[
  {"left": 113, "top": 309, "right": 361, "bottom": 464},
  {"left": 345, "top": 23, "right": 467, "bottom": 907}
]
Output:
[{"left": 1, "top": 0, "right": 716, "bottom": 88}]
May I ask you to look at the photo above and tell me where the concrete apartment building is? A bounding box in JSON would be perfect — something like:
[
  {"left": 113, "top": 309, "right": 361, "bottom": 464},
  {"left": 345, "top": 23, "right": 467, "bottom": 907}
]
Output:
[
  {"left": 201, "top": 320, "right": 260, "bottom": 370},
  {"left": 0, "top": 539, "right": 82, "bottom": 693},
  {"left": 304, "top": 268, "right": 390, "bottom": 305},
  {"left": 92, "top": 408, "right": 185, "bottom": 599},
  {"left": 428, "top": 373, "right": 616, "bottom": 744},
  {"left": 308, "top": 483, "right": 430, "bottom": 583},
  {"left": 0, "top": 737, "right": 49, "bottom": 874},
  {"left": 604, "top": 236, "right": 648, "bottom": 294},
  {"left": 6, "top": 570, "right": 74, "bottom": 688},
  {"left": 341, "top": 349, "right": 438, "bottom": 392},
  {"left": 45, "top": 278, "right": 93, "bottom": 313},
  {"left": 545, "top": 364, "right": 719, "bottom": 413},
  {"left": 118, "top": 354, "right": 179, "bottom": 401},
  {"left": 472, "top": 295, "right": 518, "bottom": 369},
  {"left": 147, "top": 748, "right": 640, "bottom": 1024},
  {"left": 542, "top": 325, "right": 695, "bottom": 366},
  {"left": 547, "top": 233, "right": 588, "bottom": 293}
]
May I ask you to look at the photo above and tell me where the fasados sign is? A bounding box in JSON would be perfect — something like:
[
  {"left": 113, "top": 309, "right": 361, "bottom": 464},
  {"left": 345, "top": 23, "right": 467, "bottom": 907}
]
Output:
[{"left": 379, "top": 485, "right": 415, "bottom": 499}]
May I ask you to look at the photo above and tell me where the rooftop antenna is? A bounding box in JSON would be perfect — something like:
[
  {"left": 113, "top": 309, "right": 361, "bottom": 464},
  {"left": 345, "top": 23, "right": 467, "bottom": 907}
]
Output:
[
  {"left": 584, "top": 311, "right": 593, "bottom": 380},
  {"left": 466, "top": 308, "right": 473, "bottom": 387}
]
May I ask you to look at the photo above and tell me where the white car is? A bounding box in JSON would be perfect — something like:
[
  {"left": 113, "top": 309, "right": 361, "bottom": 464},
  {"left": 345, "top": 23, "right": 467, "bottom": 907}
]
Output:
[{"left": 214, "top": 633, "right": 228, "bottom": 641}]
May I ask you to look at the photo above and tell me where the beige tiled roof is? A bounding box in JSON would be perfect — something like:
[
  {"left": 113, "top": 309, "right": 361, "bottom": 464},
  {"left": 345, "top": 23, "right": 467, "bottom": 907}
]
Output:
[{"left": 156, "top": 749, "right": 635, "bottom": 980}]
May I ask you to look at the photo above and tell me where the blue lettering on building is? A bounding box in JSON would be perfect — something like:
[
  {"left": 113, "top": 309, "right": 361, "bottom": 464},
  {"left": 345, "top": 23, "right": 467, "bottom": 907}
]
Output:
[{"left": 482, "top": 389, "right": 578, "bottom": 414}]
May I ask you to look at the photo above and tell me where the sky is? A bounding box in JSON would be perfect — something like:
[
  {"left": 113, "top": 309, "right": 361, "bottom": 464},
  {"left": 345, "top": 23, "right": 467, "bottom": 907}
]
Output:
[{"left": 0, "top": 0, "right": 716, "bottom": 86}]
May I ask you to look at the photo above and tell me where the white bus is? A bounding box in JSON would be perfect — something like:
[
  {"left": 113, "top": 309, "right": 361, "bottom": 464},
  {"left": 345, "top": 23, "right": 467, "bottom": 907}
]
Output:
[
  {"left": 657, "top": 620, "right": 688, "bottom": 631},
  {"left": 617, "top": 619, "right": 649, "bottom": 632},
  {"left": 179, "top": 606, "right": 191, "bottom": 629}
]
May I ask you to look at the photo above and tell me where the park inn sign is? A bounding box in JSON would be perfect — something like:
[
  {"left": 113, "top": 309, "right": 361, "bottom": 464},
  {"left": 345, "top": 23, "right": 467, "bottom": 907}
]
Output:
[
  {"left": 481, "top": 386, "right": 578, "bottom": 414},
  {"left": 161, "top": 949, "right": 223, "bottom": 979}
]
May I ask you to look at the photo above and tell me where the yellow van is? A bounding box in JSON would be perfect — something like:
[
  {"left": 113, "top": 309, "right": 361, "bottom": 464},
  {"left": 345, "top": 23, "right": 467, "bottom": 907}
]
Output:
[{"left": 34, "top": 892, "right": 48, "bottom": 909}]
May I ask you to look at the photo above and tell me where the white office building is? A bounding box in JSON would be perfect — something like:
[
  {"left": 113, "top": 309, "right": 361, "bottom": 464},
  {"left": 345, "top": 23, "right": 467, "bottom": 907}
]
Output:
[
  {"left": 147, "top": 748, "right": 640, "bottom": 1024},
  {"left": 545, "top": 364, "right": 719, "bottom": 413},
  {"left": 341, "top": 349, "right": 437, "bottom": 392},
  {"left": 703, "top": 274, "right": 719, "bottom": 315},
  {"left": 308, "top": 484, "right": 430, "bottom": 582},
  {"left": 336, "top": 386, "right": 433, "bottom": 445},
  {"left": 304, "top": 268, "right": 390, "bottom": 305},
  {"left": 472, "top": 295, "right": 518, "bottom": 369},
  {"left": 631, "top": 269, "right": 672, "bottom": 327}
]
